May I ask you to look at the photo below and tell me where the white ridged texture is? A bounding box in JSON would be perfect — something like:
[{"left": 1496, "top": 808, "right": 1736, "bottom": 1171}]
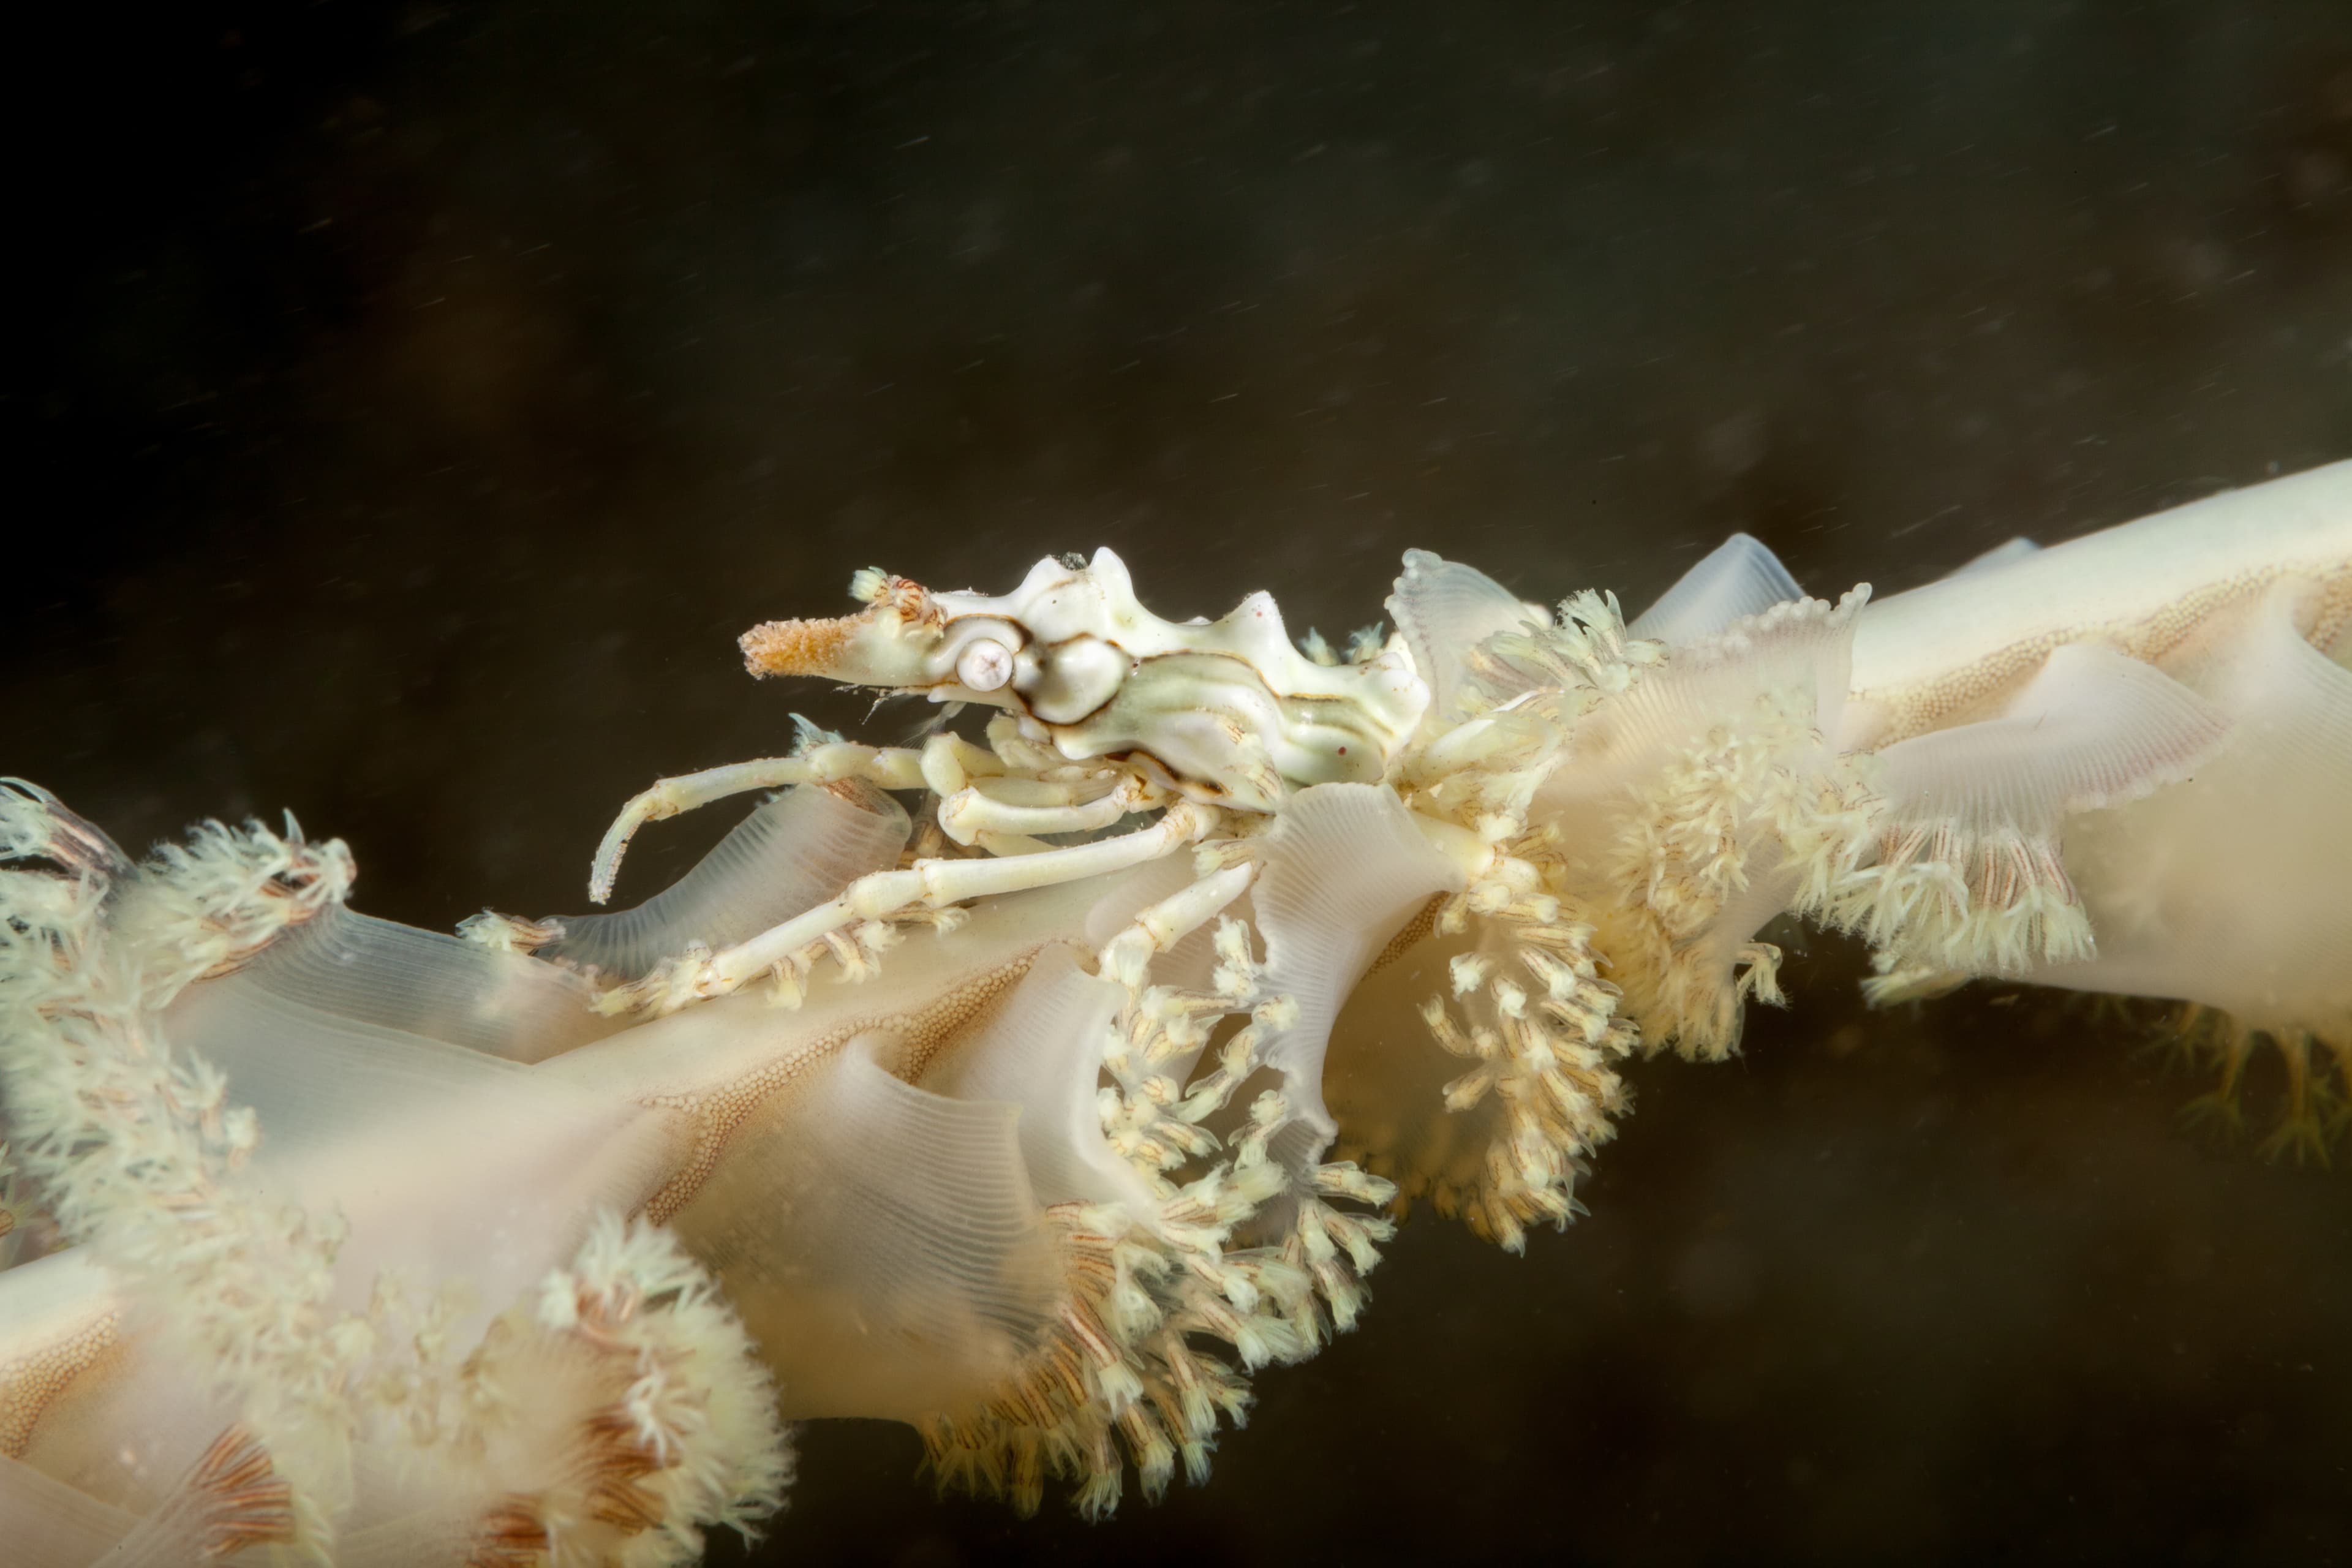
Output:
[
  {"left": 1871, "top": 641, "right": 2230, "bottom": 827},
  {"left": 670, "top": 1032, "right": 1056, "bottom": 1422},
  {"left": 236, "top": 903, "right": 612, "bottom": 1063},
  {"left": 544, "top": 783, "right": 910, "bottom": 979},
  {"left": 1249, "top": 784, "right": 1467, "bottom": 1136},
  {"left": 919, "top": 947, "right": 1155, "bottom": 1211},
  {"left": 2046, "top": 584, "right": 2352, "bottom": 1031},
  {"left": 164, "top": 972, "right": 681, "bottom": 1325},
  {"left": 1386, "top": 549, "right": 1545, "bottom": 725},
  {"left": 1627, "top": 533, "right": 1805, "bottom": 646}
]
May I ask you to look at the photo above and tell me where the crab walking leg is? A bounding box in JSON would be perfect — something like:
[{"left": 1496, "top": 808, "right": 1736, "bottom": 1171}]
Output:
[
  {"left": 587, "top": 742, "right": 932, "bottom": 902},
  {"left": 1099, "top": 861, "right": 1259, "bottom": 989},
  {"left": 916, "top": 730, "right": 1017, "bottom": 797},
  {"left": 937, "top": 774, "right": 1157, "bottom": 846},
  {"left": 951, "top": 767, "right": 1140, "bottom": 807},
  {"left": 691, "top": 801, "right": 1225, "bottom": 1001}
]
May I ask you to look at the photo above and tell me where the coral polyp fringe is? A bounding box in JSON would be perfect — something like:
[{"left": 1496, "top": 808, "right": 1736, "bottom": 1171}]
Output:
[
  {"left": 0, "top": 785, "right": 790, "bottom": 1564},
  {"left": 507, "top": 1213, "right": 793, "bottom": 1568},
  {"left": 1817, "top": 818, "right": 2094, "bottom": 982},
  {"left": 1392, "top": 596, "right": 1657, "bottom": 1246},
  {"left": 1597, "top": 686, "right": 1864, "bottom": 1057},
  {"left": 1096, "top": 865, "right": 1397, "bottom": 1340},
  {"left": 2168, "top": 1005, "right": 2352, "bottom": 1168},
  {"left": 0, "top": 786, "right": 362, "bottom": 1541},
  {"left": 920, "top": 845, "right": 1411, "bottom": 1517},
  {"left": 149, "top": 1425, "right": 300, "bottom": 1560},
  {"left": 1420, "top": 857, "right": 1637, "bottom": 1251},
  {"left": 918, "top": 1145, "right": 1401, "bottom": 1520},
  {"left": 919, "top": 1182, "right": 1288, "bottom": 1520}
]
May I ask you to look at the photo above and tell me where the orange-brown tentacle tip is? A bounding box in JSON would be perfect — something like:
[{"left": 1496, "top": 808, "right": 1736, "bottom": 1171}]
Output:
[
  {"left": 740, "top": 612, "right": 866, "bottom": 679},
  {"left": 467, "top": 1496, "right": 551, "bottom": 1567},
  {"left": 167, "top": 1425, "right": 298, "bottom": 1559}
]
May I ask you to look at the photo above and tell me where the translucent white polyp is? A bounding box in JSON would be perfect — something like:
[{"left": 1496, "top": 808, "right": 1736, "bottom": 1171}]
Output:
[
  {"left": 1250, "top": 783, "right": 1466, "bottom": 1136},
  {"left": 919, "top": 946, "right": 1153, "bottom": 1212},
  {"left": 1, "top": 1453, "right": 138, "bottom": 1568},
  {"left": 1, "top": 1443, "right": 260, "bottom": 1568},
  {"left": 7, "top": 1272, "right": 241, "bottom": 1528},
  {"left": 1542, "top": 595, "right": 1857, "bottom": 824},
  {"left": 165, "top": 970, "right": 682, "bottom": 1325},
  {"left": 545, "top": 859, "right": 1145, "bottom": 1120},
  {"left": 1387, "top": 549, "right": 1545, "bottom": 724},
  {"left": 235, "top": 902, "right": 612, "bottom": 1063},
  {"left": 544, "top": 782, "right": 911, "bottom": 979},
  {"left": 1871, "top": 642, "right": 2230, "bottom": 832},
  {"left": 2046, "top": 586, "right": 2352, "bottom": 1032},
  {"left": 671, "top": 1031, "right": 1055, "bottom": 1422},
  {"left": 0, "top": 1253, "right": 216, "bottom": 1522},
  {"left": 1627, "top": 532, "right": 1805, "bottom": 647},
  {"left": 1521, "top": 590, "right": 1863, "bottom": 1049}
]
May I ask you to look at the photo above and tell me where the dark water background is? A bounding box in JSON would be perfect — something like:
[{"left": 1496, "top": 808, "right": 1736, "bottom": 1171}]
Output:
[{"left": 10, "top": 2, "right": 2352, "bottom": 1562}]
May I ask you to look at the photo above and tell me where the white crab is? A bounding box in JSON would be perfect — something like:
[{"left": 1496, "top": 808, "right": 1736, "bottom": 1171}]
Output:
[{"left": 588, "top": 549, "right": 1441, "bottom": 1007}]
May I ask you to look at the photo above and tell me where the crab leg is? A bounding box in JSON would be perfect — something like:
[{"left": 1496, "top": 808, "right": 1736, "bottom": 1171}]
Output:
[
  {"left": 587, "top": 742, "right": 931, "bottom": 903},
  {"left": 1098, "top": 861, "right": 1259, "bottom": 989},
  {"left": 682, "top": 801, "right": 1224, "bottom": 1004},
  {"left": 937, "top": 774, "right": 1158, "bottom": 846}
]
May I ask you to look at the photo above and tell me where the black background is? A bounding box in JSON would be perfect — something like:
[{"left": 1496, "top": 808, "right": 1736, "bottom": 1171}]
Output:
[{"left": 9, "top": 3, "right": 2352, "bottom": 1562}]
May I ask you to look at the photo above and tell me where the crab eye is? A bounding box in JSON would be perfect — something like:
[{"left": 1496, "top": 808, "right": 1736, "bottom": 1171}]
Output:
[{"left": 954, "top": 637, "right": 1014, "bottom": 693}]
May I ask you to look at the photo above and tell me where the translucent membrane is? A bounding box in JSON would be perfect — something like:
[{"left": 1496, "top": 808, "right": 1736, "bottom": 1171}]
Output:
[
  {"left": 1627, "top": 532, "right": 1804, "bottom": 646},
  {"left": 1387, "top": 549, "right": 1546, "bottom": 723},
  {"left": 1872, "top": 641, "right": 2229, "bottom": 830},
  {"left": 543, "top": 782, "right": 911, "bottom": 979},
  {"left": 165, "top": 971, "right": 680, "bottom": 1322},
  {"left": 2050, "top": 584, "right": 2352, "bottom": 1030},
  {"left": 236, "top": 902, "right": 610, "bottom": 1062},
  {"left": 1247, "top": 784, "right": 1464, "bottom": 1144},
  {"left": 1544, "top": 592, "right": 1858, "bottom": 816},
  {"left": 6, "top": 1259, "right": 248, "bottom": 1543},
  {"left": 1, "top": 1435, "right": 291, "bottom": 1568},
  {"left": 675, "top": 1030, "right": 1056, "bottom": 1421},
  {"left": 1323, "top": 908, "right": 1485, "bottom": 1202},
  {"left": 919, "top": 946, "right": 1147, "bottom": 1210},
  {"left": 2, "top": 1453, "right": 140, "bottom": 1568},
  {"left": 1812, "top": 641, "right": 2225, "bottom": 979}
]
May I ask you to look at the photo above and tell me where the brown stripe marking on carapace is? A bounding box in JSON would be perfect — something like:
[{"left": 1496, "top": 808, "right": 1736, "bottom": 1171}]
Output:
[
  {"left": 1, "top": 1307, "right": 121, "bottom": 1459},
  {"left": 636, "top": 944, "right": 1063, "bottom": 1224}
]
